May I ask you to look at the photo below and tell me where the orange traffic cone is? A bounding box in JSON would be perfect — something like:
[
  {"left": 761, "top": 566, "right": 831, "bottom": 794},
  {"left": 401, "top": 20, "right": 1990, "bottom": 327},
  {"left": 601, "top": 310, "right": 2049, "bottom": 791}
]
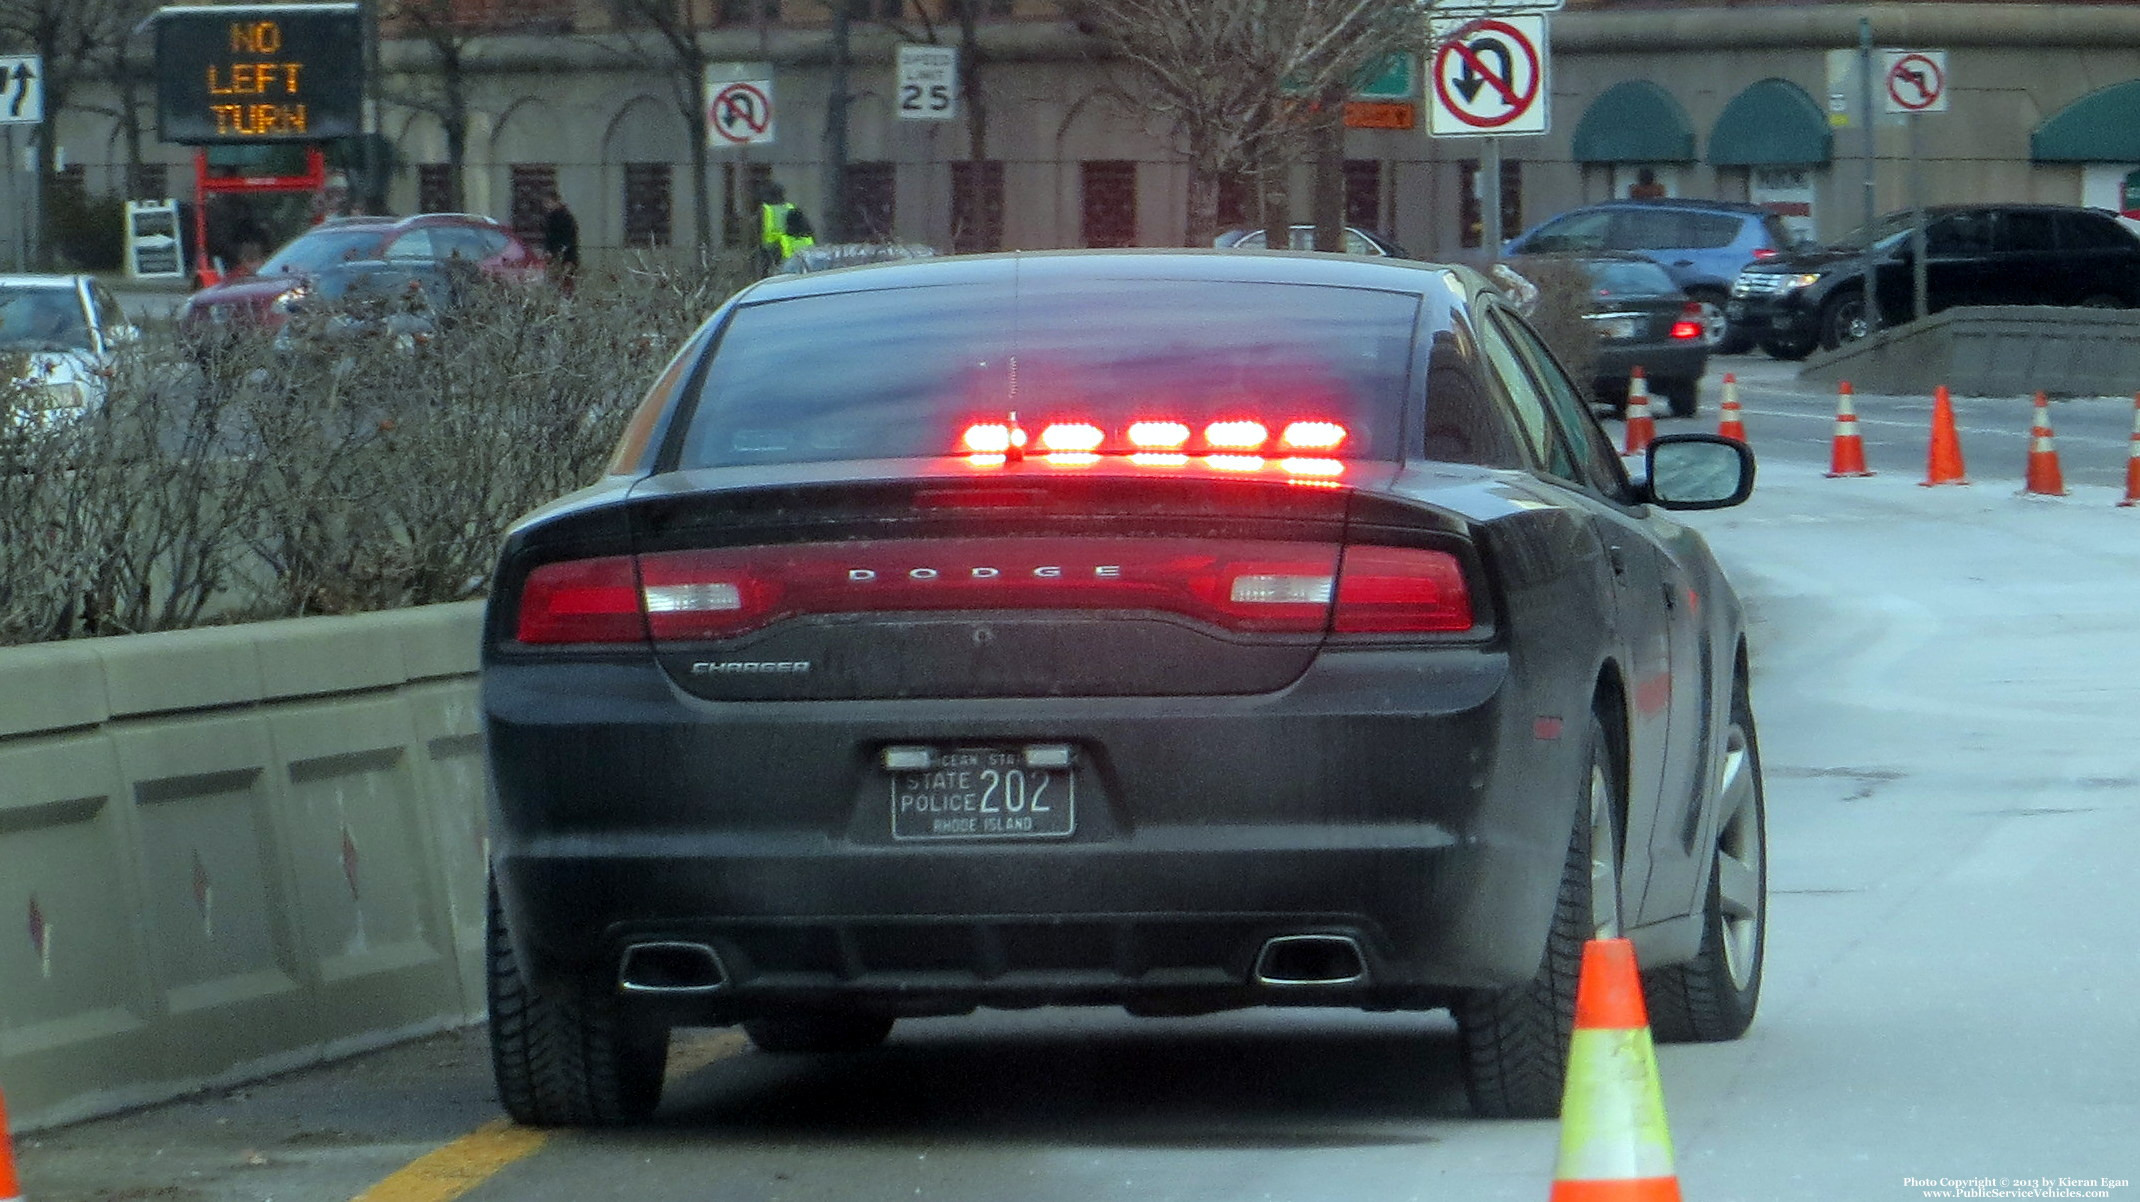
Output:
[
  {"left": 1623, "top": 367, "right": 1657, "bottom": 455},
  {"left": 1549, "top": 939, "right": 1683, "bottom": 1202},
  {"left": 1825, "top": 380, "right": 1873, "bottom": 478},
  {"left": 1921, "top": 385, "right": 1969, "bottom": 486},
  {"left": 0, "top": 1085, "right": 22, "bottom": 1202},
  {"left": 1716, "top": 373, "right": 1748, "bottom": 442},
  {"left": 2023, "top": 391, "right": 2067, "bottom": 497},
  {"left": 2120, "top": 395, "right": 2140, "bottom": 508}
]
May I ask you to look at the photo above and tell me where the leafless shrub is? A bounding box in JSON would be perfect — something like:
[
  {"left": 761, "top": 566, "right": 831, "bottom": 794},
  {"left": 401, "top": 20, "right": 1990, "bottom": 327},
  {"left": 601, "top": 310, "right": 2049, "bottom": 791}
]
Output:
[
  {"left": 0, "top": 250, "right": 754, "bottom": 646},
  {"left": 1500, "top": 258, "right": 1603, "bottom": 401}
]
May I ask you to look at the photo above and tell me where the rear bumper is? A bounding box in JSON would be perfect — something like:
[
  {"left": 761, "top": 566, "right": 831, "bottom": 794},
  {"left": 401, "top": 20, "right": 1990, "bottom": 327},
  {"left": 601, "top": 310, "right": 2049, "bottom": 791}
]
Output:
[
  {"left": 484, "top": 648, "right": 1587, "bottom": 1017},
  {"left": 1593, "top": 341, "right": 1708, "bottom": 387}
]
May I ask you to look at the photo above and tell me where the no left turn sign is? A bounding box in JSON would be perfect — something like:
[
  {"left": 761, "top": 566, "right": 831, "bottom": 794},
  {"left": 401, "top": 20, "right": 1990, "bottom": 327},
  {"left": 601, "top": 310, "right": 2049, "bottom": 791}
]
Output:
[
  {"left": 1883, "top": 50, "right": 1948, "bottom": 114},
  {"left": 709, "top": 79, "right": 775, "bottom": 146},
  {"left": 1430, "top": 15, "right": 1548, "bottom": 137}
]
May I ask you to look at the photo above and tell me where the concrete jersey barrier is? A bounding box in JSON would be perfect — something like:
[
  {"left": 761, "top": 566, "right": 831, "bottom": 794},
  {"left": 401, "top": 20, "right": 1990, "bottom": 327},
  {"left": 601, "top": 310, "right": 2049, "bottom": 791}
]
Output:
[
  {"left": 1799, "top": 306, "right": 2140, "bottom": 398},
  {"left": 0, "top": 603, "right": 489, "bottom": 1133}
]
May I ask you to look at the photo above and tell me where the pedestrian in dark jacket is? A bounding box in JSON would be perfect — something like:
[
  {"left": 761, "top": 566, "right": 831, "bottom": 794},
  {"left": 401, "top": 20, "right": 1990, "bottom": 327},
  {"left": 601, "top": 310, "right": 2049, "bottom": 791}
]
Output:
[{"left": 541, "top": 192, "right": 579, "bottom": 288}]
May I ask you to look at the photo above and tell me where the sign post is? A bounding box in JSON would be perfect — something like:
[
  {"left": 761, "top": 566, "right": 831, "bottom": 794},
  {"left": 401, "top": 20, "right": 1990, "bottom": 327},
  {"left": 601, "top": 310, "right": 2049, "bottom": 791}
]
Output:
[
  {"left": 0, "top": 53, "right": 42, "bottom": 271},
  {"left": 1883, "top": 49, "right": 1947, "bottom": 322},
  {"left": 707, "top": 62, "right": 774, "bottom": 254},
  {"left": 1428, "top": 12, "right": 1550, "bottom": 258}
]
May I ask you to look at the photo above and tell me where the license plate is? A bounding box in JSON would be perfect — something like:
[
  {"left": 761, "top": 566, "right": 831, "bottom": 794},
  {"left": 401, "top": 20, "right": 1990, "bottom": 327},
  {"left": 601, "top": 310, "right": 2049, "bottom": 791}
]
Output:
[
  {"left": 890, "top": 748, "right": 1075, "bottom": 841},
  {"left": 1597, "top": 317, "right": 1638, "bottom": 339}
]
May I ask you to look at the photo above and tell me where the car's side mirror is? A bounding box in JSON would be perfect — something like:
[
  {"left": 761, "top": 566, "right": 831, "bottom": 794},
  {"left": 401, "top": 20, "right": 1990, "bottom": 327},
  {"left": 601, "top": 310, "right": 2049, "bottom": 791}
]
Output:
[{"left": 1643, "top": 433, "right": 1755, "bottom": 509}]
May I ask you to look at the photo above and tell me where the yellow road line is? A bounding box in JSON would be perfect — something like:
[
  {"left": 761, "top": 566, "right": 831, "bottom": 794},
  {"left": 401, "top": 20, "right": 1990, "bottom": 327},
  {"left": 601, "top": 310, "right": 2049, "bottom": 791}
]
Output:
[
  {"left": 350, "top": 1030, "right": 748, "bottom": 1202},
  {"left": 351, "top": 1119, "right": 548, "bottom": 1202}
]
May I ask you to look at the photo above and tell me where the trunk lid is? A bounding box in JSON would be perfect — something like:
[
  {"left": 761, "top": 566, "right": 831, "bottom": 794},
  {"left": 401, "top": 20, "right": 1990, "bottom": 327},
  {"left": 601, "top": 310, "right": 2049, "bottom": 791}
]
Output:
[{"left": 626, "top": 460, "right": 1405, "bottom": 701}]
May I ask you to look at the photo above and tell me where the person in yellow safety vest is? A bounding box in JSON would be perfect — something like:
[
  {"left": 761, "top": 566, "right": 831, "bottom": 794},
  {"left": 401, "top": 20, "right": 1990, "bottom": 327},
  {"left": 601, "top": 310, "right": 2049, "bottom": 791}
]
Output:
[{"left": 756, "top": 181, "right": 816, "bottom": 275}]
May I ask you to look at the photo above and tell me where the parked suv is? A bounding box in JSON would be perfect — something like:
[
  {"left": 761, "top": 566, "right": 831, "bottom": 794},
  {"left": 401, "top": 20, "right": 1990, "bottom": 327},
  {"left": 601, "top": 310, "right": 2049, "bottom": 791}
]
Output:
[
  {"left": 1503, "top": 199, "right": 1797, "bottom": 353},
  {"left": 179, "top": 212, "right": 541, "bottom": 347},
  {"left": 1728, "top": 204, "right": 2140, "bottom": 359}
]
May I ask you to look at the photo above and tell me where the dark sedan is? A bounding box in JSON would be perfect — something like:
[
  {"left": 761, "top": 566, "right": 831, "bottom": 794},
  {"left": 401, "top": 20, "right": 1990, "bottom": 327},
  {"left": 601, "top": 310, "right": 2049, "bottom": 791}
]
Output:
[
  {"left": 1729, "top": 203, "right": 2140, "bottom": 358},
  {"left": 177, "top": 212, "right": 540, "bottom": 352},
  {"left": 481, "top": 251, "right": 1769, "bottom": 1126},
  {"left": 269, "top": 260, "right": 470, "bottom": 357},
  {"left": 1511, "top": 253, "right": 1712, "bottom": 417}
]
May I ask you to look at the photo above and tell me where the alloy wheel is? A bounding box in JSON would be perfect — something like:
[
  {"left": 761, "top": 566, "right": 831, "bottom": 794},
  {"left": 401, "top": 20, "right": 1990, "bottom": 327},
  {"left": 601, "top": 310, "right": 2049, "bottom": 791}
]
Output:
[
  {"left": 1692, "top": 299, "right": 1728, "bottom": 349},
  {"left": 1712, "top": 719, "right": 1764, "bottom": 990},
  {"left": 1589, "top": 760, "right": 1621, "bottom": 940}
]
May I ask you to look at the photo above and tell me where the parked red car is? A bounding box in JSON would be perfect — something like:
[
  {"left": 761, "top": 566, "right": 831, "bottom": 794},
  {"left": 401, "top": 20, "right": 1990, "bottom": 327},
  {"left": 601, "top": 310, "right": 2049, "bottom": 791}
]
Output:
[{"left": 178, "top": 213, "right": 542, "bottom": 346}]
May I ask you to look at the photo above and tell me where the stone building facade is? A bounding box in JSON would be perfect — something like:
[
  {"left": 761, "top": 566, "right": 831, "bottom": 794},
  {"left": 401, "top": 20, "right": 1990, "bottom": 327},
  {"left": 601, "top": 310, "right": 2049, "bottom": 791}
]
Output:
[{"left": 44, "top": 1, "right": 2140, "bottom": 269}]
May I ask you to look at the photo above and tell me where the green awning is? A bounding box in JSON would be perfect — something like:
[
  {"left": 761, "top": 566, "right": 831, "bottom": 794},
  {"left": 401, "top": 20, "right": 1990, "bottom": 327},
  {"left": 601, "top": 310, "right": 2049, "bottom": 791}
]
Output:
[
  {"left": 1572, "top": 81, "right": 1694, "bottom": 164},
  {"left": 2033, "top": 80, "right": 2140, "bottom": 162},
  {"left": 1708, "top": 78, "right": 1831, "bottom": 166}
]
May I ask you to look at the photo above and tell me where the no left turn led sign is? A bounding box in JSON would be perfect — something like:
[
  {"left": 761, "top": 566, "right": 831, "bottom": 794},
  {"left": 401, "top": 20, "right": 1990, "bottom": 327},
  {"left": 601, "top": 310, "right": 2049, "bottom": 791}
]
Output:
[
  {"left": 1882, "top": 50, "right": 1948, "bottom": 114},
  {"left": 1430, "top": 14, "right": 1549, "bottom": 137}
]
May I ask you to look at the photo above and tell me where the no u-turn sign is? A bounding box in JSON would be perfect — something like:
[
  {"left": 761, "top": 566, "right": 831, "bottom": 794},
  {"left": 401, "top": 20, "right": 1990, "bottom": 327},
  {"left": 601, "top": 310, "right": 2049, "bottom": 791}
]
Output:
[
  {"left": 706, "top": 66, "right": 776, "bottom": 146},
  {"left": 1430, "top": 14, "right": 1549, "bottom": 137}
]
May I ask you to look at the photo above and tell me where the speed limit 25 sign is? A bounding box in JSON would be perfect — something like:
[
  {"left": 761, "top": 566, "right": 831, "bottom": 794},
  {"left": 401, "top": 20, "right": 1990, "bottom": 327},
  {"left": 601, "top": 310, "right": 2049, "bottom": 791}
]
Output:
[{"left": 897, "top": 44, "right": 957, "bottom": 121}]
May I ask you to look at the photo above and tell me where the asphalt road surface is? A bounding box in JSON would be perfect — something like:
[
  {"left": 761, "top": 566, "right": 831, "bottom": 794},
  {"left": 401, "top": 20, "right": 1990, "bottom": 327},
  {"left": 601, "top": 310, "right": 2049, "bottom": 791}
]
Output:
[{"left": 14, "top": 355, "right": 2139, "bottom": 1202}]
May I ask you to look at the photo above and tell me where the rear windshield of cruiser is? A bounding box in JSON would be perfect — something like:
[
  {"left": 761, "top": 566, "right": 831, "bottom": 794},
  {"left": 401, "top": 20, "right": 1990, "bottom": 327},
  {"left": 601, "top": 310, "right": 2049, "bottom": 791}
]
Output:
[{"left": 674, "top": 279, "right": 1421, "bottom": 469}]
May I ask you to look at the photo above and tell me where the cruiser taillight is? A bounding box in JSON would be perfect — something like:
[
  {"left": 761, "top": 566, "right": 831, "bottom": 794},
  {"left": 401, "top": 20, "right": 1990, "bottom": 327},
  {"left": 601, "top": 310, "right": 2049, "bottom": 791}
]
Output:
[
  {"left": 515, "top": 555, "right": 645, "bottom": 644},
  {"left": 513, "top": 537, "right": 1473, "bottom": 645}
]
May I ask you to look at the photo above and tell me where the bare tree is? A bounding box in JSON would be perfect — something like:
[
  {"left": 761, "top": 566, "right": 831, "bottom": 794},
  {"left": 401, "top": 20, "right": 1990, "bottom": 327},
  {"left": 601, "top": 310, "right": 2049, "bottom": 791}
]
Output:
[
  {"left": 74, "top": 0, "right": 158, "bottom": 197},
  {"left": 602, "top": 0, "right": 725, "bottom": 251},
  {"left": 850, "top": 1, "right": 996, "bottom": 250},
  {"left": 0, "top": 0, "right": 136, "bottom": 266},
  {"left": 1064, "top": 0, "right": 1421, "bottom": 248},
  {"left": 380, "top": 0, "right": 499, "bottom": 213}
]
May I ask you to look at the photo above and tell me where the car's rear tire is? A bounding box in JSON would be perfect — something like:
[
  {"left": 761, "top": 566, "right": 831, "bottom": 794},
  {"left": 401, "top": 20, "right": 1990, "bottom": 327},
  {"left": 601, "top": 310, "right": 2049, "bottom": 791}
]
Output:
[
  {"left": 1657, "top": 376, "right": 1699, "bottom": 419},
  {"left": 1646, "top": 671, "right": 1767, "bottom": 1043},
  {"left": 743, "top": 1014, "right": 897, "bottom": 1054},
  {"left": 1457, "top": 714, "right": 1621, "bottom": 1119},
  {"left": 488, "top": 881, "right": 669, "bottom": 1126}
]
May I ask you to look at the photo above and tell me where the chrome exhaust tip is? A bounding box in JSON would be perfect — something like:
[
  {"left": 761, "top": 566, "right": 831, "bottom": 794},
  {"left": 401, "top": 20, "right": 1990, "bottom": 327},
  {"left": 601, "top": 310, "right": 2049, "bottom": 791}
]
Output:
[
  {"left": 1254, "top": 934, "right": 1368, "bottom": 986},
  {"left": 618, "top": 941, "right": 728, "bottom": 993}
]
